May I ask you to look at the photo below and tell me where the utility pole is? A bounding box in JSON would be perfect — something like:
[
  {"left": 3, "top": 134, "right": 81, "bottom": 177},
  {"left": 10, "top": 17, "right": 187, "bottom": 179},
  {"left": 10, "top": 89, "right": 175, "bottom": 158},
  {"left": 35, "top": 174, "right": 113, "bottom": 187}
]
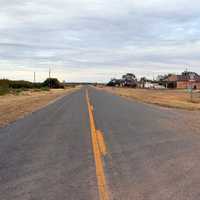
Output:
[
  {"left": 189, "top": 79, "right": 195, "bottom": 102},
  {"left": 49, "top": 67, "right": 51, "bottom": 88},
  {"left": 190, "top": 88, "right": 193, "bottom": 102}
]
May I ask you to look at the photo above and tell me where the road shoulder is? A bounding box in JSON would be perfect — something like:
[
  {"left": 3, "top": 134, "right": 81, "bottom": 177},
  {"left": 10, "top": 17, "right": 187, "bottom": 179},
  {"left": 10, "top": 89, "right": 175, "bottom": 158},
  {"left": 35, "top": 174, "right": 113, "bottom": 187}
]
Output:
[{"left": 0, "top": 87, "right": 80, "bottom": 127}]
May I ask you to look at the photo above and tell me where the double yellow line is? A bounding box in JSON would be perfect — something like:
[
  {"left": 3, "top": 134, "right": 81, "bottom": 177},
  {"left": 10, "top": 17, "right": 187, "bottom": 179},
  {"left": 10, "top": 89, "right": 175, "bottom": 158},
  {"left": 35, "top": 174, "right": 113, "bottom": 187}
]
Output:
[{"left": 85, "top": 89, "right": 109, "bottom": 200}]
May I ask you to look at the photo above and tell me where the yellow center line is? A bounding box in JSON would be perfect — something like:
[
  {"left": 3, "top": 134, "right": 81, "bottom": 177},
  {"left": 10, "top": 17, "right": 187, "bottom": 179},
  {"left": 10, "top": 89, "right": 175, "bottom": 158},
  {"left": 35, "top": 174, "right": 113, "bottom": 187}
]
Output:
[
  {"left": 96, "top": 130, "right": 107, "bottom": 156},
  {"left": 85, "top": 89, "right": 109, "bottom": 200}
]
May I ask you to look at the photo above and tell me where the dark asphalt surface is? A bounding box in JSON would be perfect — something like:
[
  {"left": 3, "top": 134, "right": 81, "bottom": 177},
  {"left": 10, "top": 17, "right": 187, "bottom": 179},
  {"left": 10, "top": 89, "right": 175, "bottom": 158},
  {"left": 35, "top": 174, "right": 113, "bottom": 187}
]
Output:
[
  {"left": 0, "top": 89, "right": 98, "bottom": 200},
  {"left": 1, "top": 87, "right": 200, "bottom": 200}
]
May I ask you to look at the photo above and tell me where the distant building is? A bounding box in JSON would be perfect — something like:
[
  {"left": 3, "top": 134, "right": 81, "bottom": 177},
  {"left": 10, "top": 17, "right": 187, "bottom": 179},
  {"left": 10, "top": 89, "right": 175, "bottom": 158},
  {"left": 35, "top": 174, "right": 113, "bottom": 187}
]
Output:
[
  {"left": 163, "top": 71, "right": 200, "bottom": 89},
  {"left": 138, "top": 80, "right": 165, "bottom": 89},
  {"left": 144, "top": 81, "right": 154, "bottom": 88}
]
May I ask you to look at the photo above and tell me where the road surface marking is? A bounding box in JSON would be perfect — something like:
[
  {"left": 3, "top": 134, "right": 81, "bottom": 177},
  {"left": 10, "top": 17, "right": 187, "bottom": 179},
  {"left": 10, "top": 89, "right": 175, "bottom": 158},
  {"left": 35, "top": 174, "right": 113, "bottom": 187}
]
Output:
[
  {"left": 86, "top": 89, "right": 109, "bottom": 200},
  {"left": 97, "top": 130, "right": 107, "bottom": 156}
]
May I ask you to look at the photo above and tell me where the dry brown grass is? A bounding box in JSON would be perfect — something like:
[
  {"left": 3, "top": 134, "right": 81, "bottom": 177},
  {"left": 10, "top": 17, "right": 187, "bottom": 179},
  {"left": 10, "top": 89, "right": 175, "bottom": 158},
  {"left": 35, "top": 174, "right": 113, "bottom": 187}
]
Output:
[
  {"left": 100, "top": 87, "right": 200, "bottom": 110},
  {"left": 0, "top": 87, "right": 80, "bottom": 127}
]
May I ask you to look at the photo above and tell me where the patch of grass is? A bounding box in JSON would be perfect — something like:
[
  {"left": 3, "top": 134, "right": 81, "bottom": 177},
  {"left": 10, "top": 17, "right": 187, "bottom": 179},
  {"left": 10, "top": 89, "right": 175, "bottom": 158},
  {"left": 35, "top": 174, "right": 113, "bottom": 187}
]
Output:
[
  {"left": 13, "top": 88, "right": 24, "bottom": 95},
  {"left": 41, "top": 87, "right": 50, "bottom": 91},
  {"left": 32, "top": 87, "right": 50, "bottom": 92},
  {"left": 103, "top": 87, "right": 200, "bottom": 110},
  {"left": 0, "top": 78, "right": 67, "bottom": 96},
  {"left": 0, "top": 86, "right": 10, "bottom": 96}
]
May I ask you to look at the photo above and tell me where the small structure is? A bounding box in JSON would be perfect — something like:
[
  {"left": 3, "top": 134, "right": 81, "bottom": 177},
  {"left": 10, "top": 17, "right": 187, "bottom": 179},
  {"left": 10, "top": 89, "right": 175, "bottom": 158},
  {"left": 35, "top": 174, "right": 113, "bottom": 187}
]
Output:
[
  {"left": 138, "top": 77, "right": 165, "bottom": 89},
  {"left": 163, "top": 74, "right": 178, "bottom": 88},
  {"left": 163, "top": 71, "right": 200, "bottom": 89},
  {"left": 144, "top": 81, "right": 154, "bottom": 88},
  {"left": 143, "top": 81, "right": 165, "bottom": 89},
  {"left": 177, "top": 71, "right": 200, "bottom": 89}
]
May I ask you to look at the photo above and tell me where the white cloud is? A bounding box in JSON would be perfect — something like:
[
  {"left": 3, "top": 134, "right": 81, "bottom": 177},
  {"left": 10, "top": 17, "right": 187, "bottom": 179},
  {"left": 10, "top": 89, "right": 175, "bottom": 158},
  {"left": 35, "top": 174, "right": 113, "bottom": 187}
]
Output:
[{"left": 0, "top": 0, "right": 200, "bottom": 82}]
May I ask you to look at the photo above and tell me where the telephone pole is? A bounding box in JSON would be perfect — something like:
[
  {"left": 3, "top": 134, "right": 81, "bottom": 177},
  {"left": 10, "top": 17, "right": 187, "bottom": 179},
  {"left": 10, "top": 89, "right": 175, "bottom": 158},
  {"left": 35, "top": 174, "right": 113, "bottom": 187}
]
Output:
[{"left": 49, "top": 67, "right": 51, "bottom": 88}]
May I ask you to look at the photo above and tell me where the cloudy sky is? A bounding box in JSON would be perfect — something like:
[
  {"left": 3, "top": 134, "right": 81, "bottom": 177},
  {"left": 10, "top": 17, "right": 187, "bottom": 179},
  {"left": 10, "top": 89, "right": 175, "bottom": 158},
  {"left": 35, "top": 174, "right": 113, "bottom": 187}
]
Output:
[{"left": 0, "top": 0, "right": 200, "bottom": 82}]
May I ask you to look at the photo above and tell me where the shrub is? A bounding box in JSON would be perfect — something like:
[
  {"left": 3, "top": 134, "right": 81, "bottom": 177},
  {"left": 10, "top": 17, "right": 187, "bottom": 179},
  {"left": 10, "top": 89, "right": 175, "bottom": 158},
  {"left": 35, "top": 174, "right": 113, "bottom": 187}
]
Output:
[
  {"left": 0, "top": 79, "right": 9, "bottom": 87},
  {"left": 41, "top": 87, "right": 50, "bottom": 91},
  {"left": 42, "top": 78, "right": 63, "bottom": 88},
  {"left": 9, "top": 80, "right": 33, "bottom": 89},
  {"left": 0, "top": 78, "right": 63, "bottom": 95},
  {"left": 0, "top": 86, "right": 9, "bottom": 95},
  {"left": 0, "top": 80, "right": 10, "bottom": 95}
]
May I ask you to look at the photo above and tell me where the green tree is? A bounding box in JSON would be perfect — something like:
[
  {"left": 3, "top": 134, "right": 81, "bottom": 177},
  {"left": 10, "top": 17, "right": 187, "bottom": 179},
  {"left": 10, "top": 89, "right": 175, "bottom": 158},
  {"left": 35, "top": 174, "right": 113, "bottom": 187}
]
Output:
[{"left": 42, "top": 78, "right": 62, "bottom": 88}]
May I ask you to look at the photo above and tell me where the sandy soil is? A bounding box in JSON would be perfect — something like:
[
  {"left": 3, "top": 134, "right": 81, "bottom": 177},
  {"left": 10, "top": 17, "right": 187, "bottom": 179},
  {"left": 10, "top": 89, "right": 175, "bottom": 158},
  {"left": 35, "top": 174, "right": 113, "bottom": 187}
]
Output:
[
  {"left": 0, "top": 87, "right": 79, "bottom": 127},
  {"left": 100, "top": 86, "right": 200, "bottom": 111}
]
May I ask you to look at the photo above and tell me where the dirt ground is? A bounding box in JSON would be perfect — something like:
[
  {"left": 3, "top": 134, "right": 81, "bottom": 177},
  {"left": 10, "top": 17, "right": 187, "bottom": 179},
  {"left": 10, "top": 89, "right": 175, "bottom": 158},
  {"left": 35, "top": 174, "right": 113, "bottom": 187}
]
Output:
[
  {"left": 99, "top": 86, "right": 200, "bottom": 111},
  {"left": 0, "top": 87, "right": 79, "bottom": 127}
]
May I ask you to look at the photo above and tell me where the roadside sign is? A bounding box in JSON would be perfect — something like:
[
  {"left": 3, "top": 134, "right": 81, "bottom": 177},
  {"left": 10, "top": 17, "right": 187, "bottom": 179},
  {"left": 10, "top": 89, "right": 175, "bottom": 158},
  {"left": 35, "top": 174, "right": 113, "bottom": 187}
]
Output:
[
  {"left": 188, "top": 83, "right": 193, "bottom": 102},
  {"left": 188, "top": 87, "right": 192, "bottom": 93}
]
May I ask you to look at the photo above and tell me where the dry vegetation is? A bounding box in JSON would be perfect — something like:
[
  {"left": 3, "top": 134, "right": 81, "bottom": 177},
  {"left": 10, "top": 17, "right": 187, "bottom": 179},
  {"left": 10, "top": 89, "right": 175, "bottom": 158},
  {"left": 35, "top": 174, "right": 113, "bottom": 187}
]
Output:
[
  {"left": 101, "top": 87, "right": 200, "bottom": 110},
  {"left": 0, "top": 87, "right": 79, "bottom": 127}
]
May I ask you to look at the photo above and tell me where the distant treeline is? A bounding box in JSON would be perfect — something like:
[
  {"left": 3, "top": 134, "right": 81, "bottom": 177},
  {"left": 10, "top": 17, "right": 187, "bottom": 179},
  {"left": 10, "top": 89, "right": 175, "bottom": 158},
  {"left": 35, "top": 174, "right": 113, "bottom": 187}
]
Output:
[
  {"left": 0, "top": 78, "right": 64, "bottom": 95},
  {"left": 0, "top": 78, "right": 64, "bottom": 89}
]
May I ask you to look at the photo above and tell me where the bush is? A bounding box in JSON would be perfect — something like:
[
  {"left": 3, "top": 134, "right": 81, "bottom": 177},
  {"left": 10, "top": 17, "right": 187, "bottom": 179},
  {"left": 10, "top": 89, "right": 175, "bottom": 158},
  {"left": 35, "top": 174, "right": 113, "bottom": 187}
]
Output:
[
  {"left": 42, "top": 78, "right": 63, "bottom": 88},
  {"left": 0, "top": 86, "right": 9, "bottom": 96},
  {"left": 0, "top": 79, "right": 9, "bottom": 87},
  {"left": 0, "top": 78, "right": 63, "bottom": 95},
  {"left": 9, "top": 80, "right": 34, "bottom": 89},
  {"left": 0, "top": 80, "right": 10, "bottom": 95},
  {"left": 41, "top": 87, "right": 50, "bottom": 91}
]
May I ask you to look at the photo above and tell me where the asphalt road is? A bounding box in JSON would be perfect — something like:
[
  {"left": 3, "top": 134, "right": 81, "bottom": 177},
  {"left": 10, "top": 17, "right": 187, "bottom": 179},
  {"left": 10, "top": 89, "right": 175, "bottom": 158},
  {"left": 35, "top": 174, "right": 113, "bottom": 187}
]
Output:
[{"left": 1, "top": 87, "right": 200, "bottom": 200}]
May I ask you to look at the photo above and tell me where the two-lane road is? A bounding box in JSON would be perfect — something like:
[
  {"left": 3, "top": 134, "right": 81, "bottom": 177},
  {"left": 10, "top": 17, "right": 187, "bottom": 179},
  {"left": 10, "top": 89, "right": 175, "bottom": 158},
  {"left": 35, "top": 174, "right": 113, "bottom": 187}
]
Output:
[{"left": 1, "top": 87, "right": 200, "bottom": 200}]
